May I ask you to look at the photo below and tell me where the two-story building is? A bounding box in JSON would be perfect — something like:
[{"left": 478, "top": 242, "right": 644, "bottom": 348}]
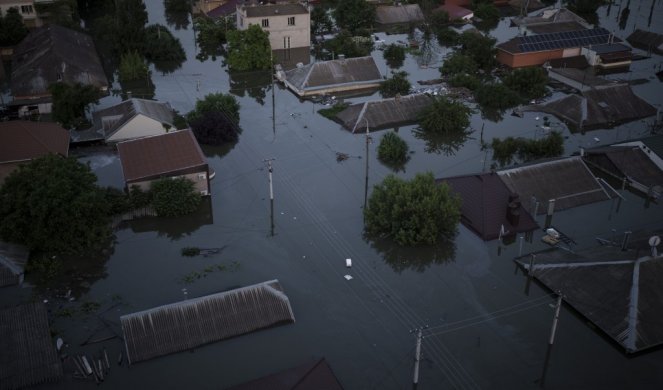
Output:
[
  {"left": 0, "top": 0, "right": 53, "bottom": 29},
  {"left": 236, "top": 1, "right": 310, "bottom": 66}
]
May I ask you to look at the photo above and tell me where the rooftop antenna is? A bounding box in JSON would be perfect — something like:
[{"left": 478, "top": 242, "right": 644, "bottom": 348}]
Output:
[{"left": 649, "top": 235, "right": 660, "bottom": 258}]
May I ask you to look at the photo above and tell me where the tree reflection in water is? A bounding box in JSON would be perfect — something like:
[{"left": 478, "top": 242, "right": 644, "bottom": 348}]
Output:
[
  {"left": 164, "top": 0, "right": 191, "bottom": 30},
  {"left": 229, "top": 70, "right": 272, "bottom": 106},
  {"left": 365, "top": 233, "right": 457, "bottom": 273},
  {"left": 413, "top": 128, "right": 472, "bottom": 156}
]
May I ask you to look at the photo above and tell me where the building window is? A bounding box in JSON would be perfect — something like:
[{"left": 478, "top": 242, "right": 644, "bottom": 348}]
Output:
[
  {"left": 198, "top": 173, "right": 207, "bottom": 180},
  {"left": 56, "top": 73, "right": 63, "bottom": 81},
  {"left": 261, "top": 19, "right": 269, "bottom": 28},
  {"left": 239, "top": 16, "right": 243, "bottom": 27},
  {"left": 21, "top": 5, "right": 33, "bottom": 14},
  {"left": 288, "top": 17, "right": 295, "bottom": 26}
]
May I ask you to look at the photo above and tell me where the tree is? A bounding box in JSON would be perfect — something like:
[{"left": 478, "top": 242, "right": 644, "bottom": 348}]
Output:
[
  {"left": 491, "top": 131, "right": 564, "bottom": 166},
  {"left": 458, "top": 31, "right": 496, "bottom": 71},
  {"left": 0, "top": 7, "right": 29, "bottom": 46},
  {"left": 0, "top": 155, "right": 112, "bottom": 256},
  {"left": 418, "top": 97, "right": 471, "bottom": 135},
  {"left": 190, "top": 111, "right": 240, "bottom": 145},
  {"left": 324, "top": 30, "right": 373, "bottom": 58},
  {"left": 49, "top": 82, "right": 100, "bottom": 129},
  {"left": 473, "top": 2, "right": 499, "bottom": 31},
  {"left": 194, "top": 16, "right": 232, "bottom": 61},
  {"left": 118, "top": 51, "right": 150, "bottom": 82},
  {"left": 144, "top": 24, "right": 186, "bottom": 62},
  {"left": 151, "top": 177, "right": 201, "bottom": 217},
  {"left": 383, "top": 44, "right": 406, "bottom": 68},
  {"left": 429, "top": 10, "right": 449, "bottom": 32},
  {"left": 226, "top": 24, "right": 271, "bottom": 71},
  {"left": 380, "top": 71, "right": 411, "bottom": 98},
  {"left": 311, "top": 6, "right": 333, "bottom": 36},
  {"left": 364, "top": 173, "right": 461, "bottom": 246},
  {"left": 333, "top": 0, "right": 376, "bottom": 34},
  {"left": 474, "top": 82, "right": 522, "bottom": 110},
  {"left": 502, "top": 67, "right": 548, "bottom": 100},
  {"left": 164, "top": 0, "right": 191, "bottom": 29},
  {"left": 440, "top": 53, "right": 478, "bottom": 76},
  {"left": 436, "top": 27, "right": 459, "bottom": 46},
  {"left": 113, "top": 0, "right": 148, "bottom": 54},
  {"left": 448, "top": 73, "right": 480, "bottom": 90},
  {"left": 187, "top": 92, "right": 240, "bottom": 124},
  {"left": 377, "top": 131, "right": 409, "bottom": 168}
]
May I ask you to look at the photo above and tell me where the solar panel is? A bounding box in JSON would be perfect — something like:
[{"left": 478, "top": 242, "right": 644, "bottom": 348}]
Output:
[{"left": 517, "top": 28, "right": 612, "bottom": 52}]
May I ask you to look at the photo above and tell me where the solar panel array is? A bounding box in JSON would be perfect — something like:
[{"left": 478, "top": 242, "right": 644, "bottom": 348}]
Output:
[{"left": 518, "top": 28, "right": 611, "bottom": 53}]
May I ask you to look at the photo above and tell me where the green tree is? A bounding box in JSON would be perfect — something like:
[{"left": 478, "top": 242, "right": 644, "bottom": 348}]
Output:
[
  {"left": 226, "top": 24, "right": 271, "bottom": 71},
  {"left": 436, "top": 27, "right": 459, "bottom": 46},
  {"left": 324, "top": 30, "right": 374, "bottom": 58},
  {"left": 194, "top": 16, "right": 233, "bottom": 61},
  {"left": 114, "top": 0, "right": 148, "bottom": 54},
  {"left": 448, "top": 73, "right": 480, "bottom": 90},
  {"left": 0, "top": 7, "right": 29, "bottom": 46},
  {"left": 491, "top": 131, "right": 564, "bottom": 166},
  {"left": 377, "top": 131, "right": 409, "bottom": 168},
  {"left": 118, "top": 51, "right": 150, "bottom": 82},
  {"left": 502, "top": 67, "right": 548, "bottom": 100},
  {"left": 151, "top": 177, "right": 202, "bottom": 217},
  {"left": 473, "top": 2, "right": 499, "bottom": 31},
  {"left": 49, "top": 82, "right": 100, "bottom": 129},
  {"left": 383, "top": 44, "right": 406, "bottom": 68},
  {"left": 164, "top": 0, "right": 191, "bottom": 29},
  {"left": 429, "top": 9, "right": 449, "bottom": 32},
  {"left": 380, "top": 71, "right": 411, "bottom": 98},
  {"left": 311, "top": 6, "right": 333, "bottom": 36},
  {"left": 474, "top": 82, "right": 522, "bottom": 110},
  {"left": 34, "top": 0, "right": 79, "bottom": 29},
  {"left": 144, "top": 24, "right": 186, "bottom": 62},
  {"left": 333, "top": 0, "right": 375, "bottom": 34},
  {"left": 364, "top": 173, "right": 461, "bottom": 246},
  {"left": 187, "top": 92, "right": 240, "bottom": 124},
  {"left": 440, "top": 53, "right": 478, "bottom": 76},
  {"left": 418, "top": 97, "right": 471, "bottom": 135},
  {"left": 458, "top": 31, "right": 496, "bottom": 71},
  {"left": 0, "top": 155, "right": 111, "bottom": 256}
]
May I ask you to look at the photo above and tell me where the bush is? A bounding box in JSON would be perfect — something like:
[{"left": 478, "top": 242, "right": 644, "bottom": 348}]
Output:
[
  {"left": 475, "top": 82, "right": 522, "bottom": 110},
  {"left": 440, "top": 53, "right": 478, "bottom": 76},
  {"left": 491, "top": 131, "right": 564, "bottom": 166},
  {"left": 128, "top": 185, "right": 153, "bottom": 209},
  {"left": 144, "top": 24, "right": 186, "bottom": 62},
  {"left": 380, "top": 71, "right": 411, "bottom": 98},
  {"left": 318, "top": 102, "right": 349, "bottom": 119},
  {"left": 364, "top": 172, "right": 461, "bottom": 246},
  {"left": 449, "top": 73, "right": 480, "bottom": 90},
  {"left": 418, "top": 97, "right": 471, "bottom": 135},
  {"left": 151, "top": 178, "right": 201, "bottom": 217},
  {"left": 181, "top": 247, "right": 201, "bottom": 256},
  {"left": 187, "top": 92, "right": 240, "bottom": 124},
  {"left": 119, "top": 51, "right": 150, "bottom": 82},
  {"left": 502, "top": 67, "right": 548, "bottom": 100},
  {"left": 190, "top": 110, "right": 240, "bottom": 144},
  {"left": 377, "top": 131, "right": 409, "bottom": 167},
  {"left": 324, "top": 30, "right": 374, "bottom": 58},
  {"left": 384, "top": 44, "right": 406, "bottom": 68},
  {"left": 103, "top": 187, "right": 131, "bottom": 215}
]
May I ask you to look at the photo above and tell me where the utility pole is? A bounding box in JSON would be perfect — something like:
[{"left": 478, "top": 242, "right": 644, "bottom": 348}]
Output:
[
  {"left": 412, "top": 328, "right": 423, "bottom": 389},
  {"left": 264, "top": 159, "right": 276, "bottom": 236},
  {"left": 363, "top": 118, "right": 371, "bottom": 211},
  {"left": 271, "top": 52, "right": 276, "bottom": 138},
  {"left": 549, "top": 292, "right": 563, "bottom": 345}
]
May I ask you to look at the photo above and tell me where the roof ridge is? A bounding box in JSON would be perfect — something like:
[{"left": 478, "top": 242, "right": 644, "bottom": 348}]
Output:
[{"left": 19, "top": 121, "right": 56, "bottom": 155}]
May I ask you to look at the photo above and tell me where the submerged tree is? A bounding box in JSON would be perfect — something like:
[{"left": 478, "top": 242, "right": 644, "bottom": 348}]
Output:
[
  {"left": 189, "top": 111, "right": 240, "bottom": 145},
  {"left": 164, "top": 0, "right": 191, "bottom": 29},
  {"left": 195, "top": 16, "right": 233, "bottom": 61},
  {"left": 0, "top": 7, "right": 29, "bottom": 46},
  {"left": 49, "top": 82, "right": 100, "bottom": 129},
  {"left": 418, "top": 97, "right": 471, "bottom": 135},
  {"left": 333, "top": 0, "right": 376, "bottom": 34},
  {"left": 151, "top": 177, "right": 202, "bottom": 217},
  {"left": 379, "top": 71, "right": 411, "bottom": 98},
  {"left": 226, "top": 24, "right": 271, "bottom": 71},
  {"left": 377, "top": 131, "right": 409, "bottom": 168},
  {"left": 118, "top": 51, "right": 150, "bottom": 82},
  {"left": 187, "top": 92, "right": 240, "bottom": 124},
  {"left": 474, "top": 82, "right": 522, "bottom": 111},
  {"left": 491, "top": 131, "right": 564, "bottom": 166},
  {"left": 502, "top": 67, "right": 548, "bottom": 100},
  {"left": 383, "top": 44, "right": 406, "bottom": 68},
  {"left": 364, "top": 172, "right": 461, "bottom": 246},
  {"left": 311, "top": 6, "right": 333, "bottom": 36},
  {"left": 144, "top": 24, "right": 186, "bottom": 63}
]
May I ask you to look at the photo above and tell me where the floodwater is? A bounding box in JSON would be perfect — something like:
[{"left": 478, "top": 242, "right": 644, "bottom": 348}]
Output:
[{"left": 10, "top": 0, "right": 663, "bottom": 389}]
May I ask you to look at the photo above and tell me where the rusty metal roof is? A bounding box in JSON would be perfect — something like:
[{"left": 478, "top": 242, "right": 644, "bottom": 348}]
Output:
[
  {"left": 0, "top": 121, "right": 69, "bottom": 164},
  {"left": 498, "top": 157, "right": 611, "bottom": 214},
  {"left": 438, "top": 173, "right": 539, "bottom": 241},
  {"left": 0, "top": 303, "right": 63, "bottom": 389},
  {"left": 336, "top": 94, "right": 433, "bottom": 133},
  {"left": 375, "top": 4, "right": 424, "bottom": 24},
  {"left": 284, "top": 57, "right": 382, "bottom": 94},
  {"left": 121, "top": 280, "right": 295, "bottom": 364},
  {"left": 117, "top": 129, "right": 207, "bottom": 183},
  {"left": 227, "top": 358, "right": 344, "bottom": 390}
]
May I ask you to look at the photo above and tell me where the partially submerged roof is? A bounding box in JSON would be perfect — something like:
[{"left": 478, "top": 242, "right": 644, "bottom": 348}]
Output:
[
  {"left": 375, "top": 4, "right": 424, "bottom": 24},
  {"left": 498, "top": 28, "right": 612, "bottom": 54},
  {"left": 242, "top": 2, "right": 308, "bottom": 17},
  {"left": 227, "top": 358, "right": 344, "bottom": 390},
  {"left": 438, "top": 173, "right": 539, "bottom": 241},
  {"left": 0, "top": 303, "right": 63, "bottom": 388},
  {"left": 516, "top": 231, "right": 663, "bottom": 353},
  {"left": 0, "top": 241, "right": 29, "bottom": 288},
  {"left": 641, "top": 135, "right": 663, "bottom": 159},
  {"left": 626, "top": 29, "right": 663, "bottom": 54},
  {"left": 525, "top": 21, "right": 587, "bottom": 34},
  {"left": 547, "top": 55, "right": 589, "bottom": 69},
  {"left": 498, "top": 157, "right": 611, "bottom": 214},
  {"left": 121, "top": 280, "right": 295, "bottom": 363},
  {"left": 547, "top": 67, "right": 616, "bottom": 90},
  {"left": 11, "top": 24, "right": 107, "bottom": 99},
  {"left": 117, "top": 129, "right": 207, "bottom": 184},
  {"left": 525, "top": 84, "right": 656, "bottom": 130},
  {"left": 282, "top": 57, "right": 382, "bottom": 95},
  {"left": 91, "top": 98, "right": 175, "bottom": 140},
  {"left": 437, "top": 4, "right": 473, "bottom": 20},
  {"left": 208, "top": 0, "right": 239, "bottom": 17},
  {"left": 511, "top": 8, "right": 589, "bottom": 27},
  {"left": 583, "top": 146, "right": 663, "bottom": 194},
  {"left": 0, "top": 121, "right": 69, "bottom": 164},
  {"left": 335, "top": 94, "right": 432, "bottom": 133}
]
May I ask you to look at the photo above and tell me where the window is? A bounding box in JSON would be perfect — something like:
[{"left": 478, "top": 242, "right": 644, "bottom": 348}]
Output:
[
  {"left": 21, "top": 5, "right": 33, "bottom": 14},
  {"left": 198, "top": 173, "right": 207, "bottom": 180},
  {"left": 288, "top": 17, "right": 295, "bottom": 26},
  {"left": 261, "top": 19, "right": 269, "bottom": 28},
  {"left": 239, "top": 16, "right": 243, "bottom": 27},
  {"left": 200, "top": 190, "right": 209, "bottom": 196}
]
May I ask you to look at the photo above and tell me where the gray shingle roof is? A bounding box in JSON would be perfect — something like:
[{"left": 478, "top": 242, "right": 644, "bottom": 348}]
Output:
[
  {"left": 336, "top": 94, "right": 433, "bottom": 132},
  {"left": 284, "top": 57, "right": 382, "bottom": 94},
  {"left": 92, "top": 98, "right": 175, "bottom": 140},
  {"left": 375, "top": 4, "right": 424, "bottom": 24}
]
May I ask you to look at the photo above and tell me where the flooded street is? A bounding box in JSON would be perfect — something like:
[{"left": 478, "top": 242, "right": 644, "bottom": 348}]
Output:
[{"left": 13, "top": 0, "right": 663, "bottom": 388}]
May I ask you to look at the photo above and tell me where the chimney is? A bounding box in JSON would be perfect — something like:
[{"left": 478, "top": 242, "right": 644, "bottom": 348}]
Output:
[{"left": 506, "top": 193, "right": 521, "bottom": 226}]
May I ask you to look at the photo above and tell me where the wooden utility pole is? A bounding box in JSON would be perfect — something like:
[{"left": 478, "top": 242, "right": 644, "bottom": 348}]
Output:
[
  {"left": 412, "top": 329, "right": 422, "bottom": 389},
  {"left": 549, "top": 293, "right": 563, "bottom": 345},
  {"left": 264, "top": 159, "right": 275, "bottom": 236}
]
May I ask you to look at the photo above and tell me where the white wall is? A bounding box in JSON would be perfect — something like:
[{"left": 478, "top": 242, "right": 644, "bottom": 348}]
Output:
[
  {"left": 237, "top": 6, "right": 310, "bottom": 51},
  {"left": 108, "top": 115, "right": 170, "bottom": 142}
]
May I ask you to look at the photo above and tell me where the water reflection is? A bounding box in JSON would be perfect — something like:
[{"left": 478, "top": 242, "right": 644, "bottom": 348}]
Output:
[
  {"left": 118, "top": 75, "right": 156, "bottom": 100},
  {"left": 164, "top": 0, "right": 191, "bottom": 30},
  {"left": 201, "top": 140, "right": 238, "bottom": 159},
  {"left": 121, "top": 197, "right": 214, "bottom": 240},
  {"left": 413, "top": 128, "right": 473, "bottom": 156},
  {"left": 153, "top": 59, "right": 185, "bottom": 74},
  {"left": 365, "top": 234, "right": 456, "bottom": 273},
  {"left": 229, "top": 69, "right": 272, "bottom": 105},
  {"left": 480, "top": 108, "right": 505, "bottom": 122}
]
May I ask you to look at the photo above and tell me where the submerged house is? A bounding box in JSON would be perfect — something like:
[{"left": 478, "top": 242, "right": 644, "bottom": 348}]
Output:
[
  {"left": 277, "top": 56, "right": 382, "bottom": 97},
  {"left": 117, "top": 129, "right": 211, "bottom": 195},
  {"left": 375, "top": 4, "right": 424, "bottom": 26},
  {"left": 227, "top": 358, "right": 344, "bottom": 390},
  {"left": 335, "top": 94, "right": 433, "bottom": 133}
]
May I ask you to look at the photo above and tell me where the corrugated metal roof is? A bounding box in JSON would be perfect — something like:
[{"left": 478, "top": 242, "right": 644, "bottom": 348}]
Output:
[
  {"left": 10, "top": 25, "right": 107, "bottom": 98},
  {"left": 438, "top": 173, "right": 539, "bottom": 241},
  {"left": 0, "top": 121, "right": 69, "bottom": 164},
  {"left": 243, "top": 2, "right": 308, "bottom": 17},
  {"left": 498, "top": 157, "right": 611, "bottom": 214},
  {"left": 336, "top": 94, "right": 433, "bottom": 133},
  {"left": 121, "top": 280, "right": 295, "bottom": 364},
  {"left": 627, "top": 29, "right": 663, "bottom": 54},
  {"left": 117, "top": 129, "right": 207, "bottom": 183},
  {"left": 375, "top": 4, "right": 424, "bottom": 24},
  {"left": 584, "top": 146, "right": 663, "bottom": 190},
  {"left": 516, "top": 230, "right": 663, "bottom": 353},
  {"left": 226, "top": 358, "right": 344, "bottom": 390},
  {"left": 91, "top": 98, "right": 175, "bottom": 140},
  {"left": 0, "top": 241, "right": 29, "bottom": 288},
  {"left": 641, "top": 135, "right": 663, "bottom": 159},
  {"left": 284, "top": 57, "right": 382, "bottom": 93},
  {"left": 0, "top": 303, "right": 63, "bottom": 389}
]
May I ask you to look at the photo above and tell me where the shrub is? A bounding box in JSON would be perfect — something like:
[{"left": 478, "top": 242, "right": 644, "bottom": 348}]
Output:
[
  {"left": 380, "top": 71, "right": 411, "bottom": 98},
  {"left": 449, "top": 73, "right": 480, "bottom": 90},
  {"left": 502, "top": 67, "right": 548, "bottom": 100},
  {"left": 119, "top": 51, "right": 150, "bottom": 82},
  {"left": 377, "top": 131, "right": 409, "bottom": 167},
  {"left": 491, "top": 131, "right": 564, "bottom": 166},
  {"left": 440, "top": 53, "right": 478, "bottom": 76},
  {"left": 384, "top": 44, "right": 406, "bottom": 68},
  {"left": 475, "top": 82, "right": 522, "bottom": 110},
  {"left": 418, "top": 97, "right": 471, "bottom": 135},
  {"left": 151, "top": 178, "right": 201, "bottom": 217}
]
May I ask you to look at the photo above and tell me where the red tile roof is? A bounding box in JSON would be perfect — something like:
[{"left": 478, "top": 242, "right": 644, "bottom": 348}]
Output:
[
  {"left": 0, "top": 121, "right": 69, "bottom": 163},
  {"left": 117, "top": 130, "right": 207, "bottom": 183}
]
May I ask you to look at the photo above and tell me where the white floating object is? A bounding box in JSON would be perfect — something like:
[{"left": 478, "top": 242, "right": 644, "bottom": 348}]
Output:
[
  {"left": 56, "top": 338, "right": 63, "bottom": 351},
  {"left": 546, "top": 228, "right": 560, "bottom": 239},
  {"left": 346, "top": 258, "right": 352, "bottom": 267},
  {"left": 594, "top": 137, "right": 600, "bottom": 143},
  {"left": 535, "top": 116, "right": 540, "bottom": 120},
  {"left": 344, "top": 275, "right": 353, "bottom": 280}
]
